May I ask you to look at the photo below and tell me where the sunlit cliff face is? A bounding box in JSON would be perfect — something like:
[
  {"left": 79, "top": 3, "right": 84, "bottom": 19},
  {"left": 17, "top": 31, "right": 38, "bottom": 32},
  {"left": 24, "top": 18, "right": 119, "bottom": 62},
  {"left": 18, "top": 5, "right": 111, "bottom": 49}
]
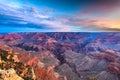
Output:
[{"left": 0, "top": 0, "right": 120, "bottom": 32}]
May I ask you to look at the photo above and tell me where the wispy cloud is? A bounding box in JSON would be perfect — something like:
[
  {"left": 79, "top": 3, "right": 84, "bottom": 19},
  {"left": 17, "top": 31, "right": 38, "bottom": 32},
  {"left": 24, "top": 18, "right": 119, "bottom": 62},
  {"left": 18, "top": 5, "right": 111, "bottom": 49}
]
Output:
[
  {"left": 0, "top": 0, "right": 120, "bottom": 32},
  {"left": 56, "top": 0, "right": 120, "bottom": 32},
  {"left": 0, "top": 1, "right": 71, "bottom": 32}
]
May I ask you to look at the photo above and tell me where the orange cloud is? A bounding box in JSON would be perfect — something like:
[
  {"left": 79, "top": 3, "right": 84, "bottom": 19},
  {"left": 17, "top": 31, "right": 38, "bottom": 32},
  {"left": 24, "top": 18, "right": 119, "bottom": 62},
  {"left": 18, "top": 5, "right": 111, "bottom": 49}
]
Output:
[
  {"left": 68, "top": 17, "right": 120, "bottom": 31},
  {"left": 95, "top": 19, "right": 120, "bottom": 29}
]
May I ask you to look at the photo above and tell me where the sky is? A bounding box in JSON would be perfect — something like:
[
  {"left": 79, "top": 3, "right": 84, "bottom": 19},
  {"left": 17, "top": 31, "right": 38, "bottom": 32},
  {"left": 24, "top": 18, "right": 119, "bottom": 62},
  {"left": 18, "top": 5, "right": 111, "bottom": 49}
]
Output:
[{"left": 0, "top": 0, "right": 120, "bottom": 32}]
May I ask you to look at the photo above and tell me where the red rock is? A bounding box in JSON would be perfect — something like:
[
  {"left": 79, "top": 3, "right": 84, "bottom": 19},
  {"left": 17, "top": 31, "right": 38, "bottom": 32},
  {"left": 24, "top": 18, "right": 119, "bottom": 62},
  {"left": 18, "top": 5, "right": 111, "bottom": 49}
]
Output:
[
  {"left": 1, "top": 33, "right": 23, "bottom": 41},
  {"left": 17, "top": 53, "right": 31, "bottom": 63},
  {"left": 27, "top": 57, "right": 39, "bottom": 67},
  {"left": 108, "top": 62, "right": 120, "bottom": 75}
]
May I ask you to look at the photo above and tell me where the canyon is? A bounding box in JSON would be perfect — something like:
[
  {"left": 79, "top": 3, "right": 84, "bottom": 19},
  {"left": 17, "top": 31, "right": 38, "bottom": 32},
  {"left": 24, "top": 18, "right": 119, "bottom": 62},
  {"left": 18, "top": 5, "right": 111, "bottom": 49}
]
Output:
[{"left": 0, "top": 32, "right": 120, "bottom": 80}]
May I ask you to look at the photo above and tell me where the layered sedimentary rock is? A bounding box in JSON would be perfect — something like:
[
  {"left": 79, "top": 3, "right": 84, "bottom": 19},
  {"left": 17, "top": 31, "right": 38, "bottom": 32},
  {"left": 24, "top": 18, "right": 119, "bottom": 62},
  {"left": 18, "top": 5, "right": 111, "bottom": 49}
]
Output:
[{"left": 0, "top": 33, "right": 120, "bottom": 80}]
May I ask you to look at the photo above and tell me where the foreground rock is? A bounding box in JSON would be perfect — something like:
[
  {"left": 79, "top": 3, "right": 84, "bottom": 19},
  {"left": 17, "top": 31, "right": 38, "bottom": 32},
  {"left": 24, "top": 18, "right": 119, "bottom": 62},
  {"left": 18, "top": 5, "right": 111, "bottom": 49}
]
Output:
[
  {"left": 0, "top": 49, "right": 36, "bottom": 80},
  {"left": 0, "top": 68, "right": 23, "bottom": 80}
]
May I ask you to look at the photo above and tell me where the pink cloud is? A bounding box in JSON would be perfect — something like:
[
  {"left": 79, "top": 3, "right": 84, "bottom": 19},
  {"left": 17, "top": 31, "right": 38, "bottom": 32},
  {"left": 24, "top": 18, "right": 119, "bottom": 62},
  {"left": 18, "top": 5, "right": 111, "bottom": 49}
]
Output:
[{"left": 82, "top": 0, "right": 120, "bottom": 15}]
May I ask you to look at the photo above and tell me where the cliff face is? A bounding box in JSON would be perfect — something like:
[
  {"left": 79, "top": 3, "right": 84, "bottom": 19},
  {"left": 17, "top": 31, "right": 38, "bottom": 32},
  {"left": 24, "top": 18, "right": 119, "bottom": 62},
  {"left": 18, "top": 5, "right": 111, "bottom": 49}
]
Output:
[
  {"left": 0, "top": 49, "right": 66, "bottom": 80},
  {"left": 0, "top": 49, "right": 35, "bottom": 80},
  {"left": 0, "top": 68, "right": 24, "bottom": 80},
  {"left": 0, "top": 33, "right": 120, "bottom": 80}
]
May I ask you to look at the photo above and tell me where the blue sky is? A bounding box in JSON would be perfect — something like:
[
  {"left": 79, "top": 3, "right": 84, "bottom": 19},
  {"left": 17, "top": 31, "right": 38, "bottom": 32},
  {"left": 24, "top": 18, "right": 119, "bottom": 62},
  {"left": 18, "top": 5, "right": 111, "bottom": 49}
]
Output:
[{"left": 0, "top": 0, "right": 120, "bottom": 32}]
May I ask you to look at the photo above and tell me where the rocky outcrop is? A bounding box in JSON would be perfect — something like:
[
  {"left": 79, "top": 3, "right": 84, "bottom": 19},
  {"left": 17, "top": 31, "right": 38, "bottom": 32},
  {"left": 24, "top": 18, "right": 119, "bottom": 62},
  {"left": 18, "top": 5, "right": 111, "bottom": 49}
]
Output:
[
  {"left": 108, "top": 62, "right": 120, "bottom": 75},
  {"left": 0, "top": 49, "right": 36, "bottom": 80},
  {"left": 55, "top": 63, "right": 80, "bottom": 80},
  {"left": 0, "top": 68, "right": 24, "bottom": 80},
  {"left": 96, "top": 71, "right": 119, "bottom": 80},
  {"left": 0, "top": 33, "right": 23, "bottom": 41},
  {"left": 0, "top": 49, "right": 67, "bottom": 80}
]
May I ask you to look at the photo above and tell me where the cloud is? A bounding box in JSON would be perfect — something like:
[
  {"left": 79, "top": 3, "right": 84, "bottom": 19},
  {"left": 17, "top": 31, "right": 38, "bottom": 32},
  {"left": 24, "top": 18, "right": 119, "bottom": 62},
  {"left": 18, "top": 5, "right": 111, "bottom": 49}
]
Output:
[
  {"left": 81, "top": 0, "right": 120, "bottom": 15},
  {"left": 0, "top": 1, "right": 71, "bottom": 32},
  {"left": 57, "top": 14, "right": 120, "bottom": 31},
  {"left": 56, "top": 0, "right": 120, "bottom": 32},
  {"left": 0, "top": 0, "right": 120, "bottom": 32},
  {"left": 78, "top": 19, "right": 120, "bottom": 31}
]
